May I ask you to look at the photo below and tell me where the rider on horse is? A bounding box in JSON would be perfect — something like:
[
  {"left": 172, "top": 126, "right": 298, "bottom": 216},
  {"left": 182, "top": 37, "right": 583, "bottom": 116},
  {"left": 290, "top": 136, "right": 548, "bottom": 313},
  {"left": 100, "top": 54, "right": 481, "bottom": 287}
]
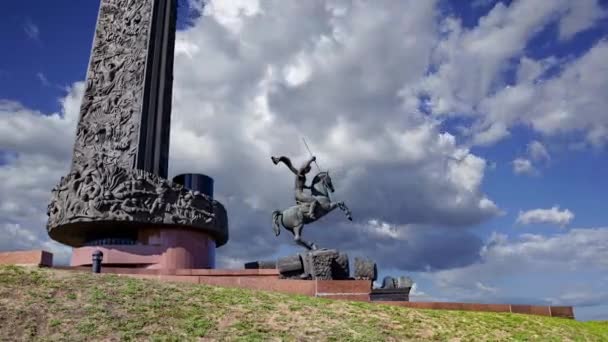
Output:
[
  {"left": 271, "top": 155, "right": 318, "bottom": 220},
  {"left": 271, "top": 153, "right": 352, "bottom": 249}
]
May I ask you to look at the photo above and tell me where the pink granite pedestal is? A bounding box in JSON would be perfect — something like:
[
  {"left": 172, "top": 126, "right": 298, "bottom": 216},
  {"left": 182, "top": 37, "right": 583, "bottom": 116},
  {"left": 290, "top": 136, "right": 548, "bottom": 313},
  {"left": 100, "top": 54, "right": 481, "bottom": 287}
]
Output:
[{"left": 71, "top": 228, "right": 215, "bottom": 270}]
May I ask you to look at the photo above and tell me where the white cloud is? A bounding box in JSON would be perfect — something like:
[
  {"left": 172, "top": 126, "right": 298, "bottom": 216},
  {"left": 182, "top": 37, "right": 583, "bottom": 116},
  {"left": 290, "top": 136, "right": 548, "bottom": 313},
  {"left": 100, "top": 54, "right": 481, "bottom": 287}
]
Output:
[
  {"left": 282, "top": 53, "right": 312, "bottom": 87},
  {"left": 24, "top": 18, "right": 39, "bottom": 40},
  {"left": 527, "top": 140, "right": 550, "bottom": 162},
  {"left": 428, "top": 228, "right": 608, "bottom": 307},
  {"left": 472, "top": 122, "right": 510, "bottom": 147},
  {"left": 515, "top": 56, "right": 557, "bottom": 84},
  {"left": 0, "top": 1, "right": 500, "bottom": 270},
  {"left": 408, "top": 282, "right": 447, "bottom": 302},
  {"left": 202, "top": 0, "right": 261, "bottom": 34},
  {"left": 364, "top": 219, "right": 407, "bottom": 240},
  {"left": 170, "top": 0, "right": 500, "bottom": 240},
  {"left": 0, "top": 84, "right": 83, "bottom": 265},
  {"left": 408, "top": 1, "right": 574, "bottom": 120},
  {"left": 36, "top": 72, "right": 50, "bottom": 87},
  {"left": 0, "top": 0, "right": 605, "bottom": 288},
  {"left": 516, "top": 206, "right": 575, "bottom": 227},
  {"left": 0, "top": 84, "right": 82, "bottom": 161},
  {"left": 476, "top": 281, "right": 498, "bottom": 294},
  {"left": 512, "top": 158, "right": 535, "bottom": 175},
  {"left": 481, "top": 39, "right": 608, "bottom": 148},
  {"left": 512, "top": 140, "right": 550, "bottom": 176},
  {"left": 558, "top": 0, "right": 607, "bottom": 41},
  {"left": 546, "top": 289, "right": 608, "bottom": 308},
  {"left": 402, "top": 0, "right": 607, "bottom": 148}
]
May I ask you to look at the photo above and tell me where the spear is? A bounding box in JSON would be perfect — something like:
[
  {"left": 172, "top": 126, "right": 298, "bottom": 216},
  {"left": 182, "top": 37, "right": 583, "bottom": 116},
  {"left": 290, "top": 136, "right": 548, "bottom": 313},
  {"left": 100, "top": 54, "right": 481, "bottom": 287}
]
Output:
[
  {"left": 302, "top": 137, "right": 332, "bottom": 202},
  {"left": 302, "top": 137, "right": 321, "bottom": 172}
]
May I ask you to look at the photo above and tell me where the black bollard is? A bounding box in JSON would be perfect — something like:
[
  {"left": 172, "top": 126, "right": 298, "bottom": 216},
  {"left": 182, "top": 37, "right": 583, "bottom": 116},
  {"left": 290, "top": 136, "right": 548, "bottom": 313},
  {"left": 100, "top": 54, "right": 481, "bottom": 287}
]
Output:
[{"left": 92, "top": 250, "right": 103, "bottom": 273}]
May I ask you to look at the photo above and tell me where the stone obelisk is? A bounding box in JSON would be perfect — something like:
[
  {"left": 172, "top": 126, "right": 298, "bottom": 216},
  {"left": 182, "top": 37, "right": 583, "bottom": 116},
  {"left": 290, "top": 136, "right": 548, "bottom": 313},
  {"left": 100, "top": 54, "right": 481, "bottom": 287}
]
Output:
[{"left": 47, "top": 0, "right": 228, "bottom": 269}]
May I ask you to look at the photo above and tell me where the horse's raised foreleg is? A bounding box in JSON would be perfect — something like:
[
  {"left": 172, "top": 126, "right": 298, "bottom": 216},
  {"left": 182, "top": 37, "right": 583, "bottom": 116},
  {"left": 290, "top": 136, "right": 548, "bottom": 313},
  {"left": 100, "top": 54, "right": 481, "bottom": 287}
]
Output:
[
  {"left": 318, "top": 200, "right": 352, "bottom": 221},
  {"left": 317, "top": 200, "right": 338, "bottom": 212},
  {"left": 337, "top": 201, "right": 353, "bottom": 221},
  {"left": 293, "top": 224, "right": 317, "bottom": 250}
]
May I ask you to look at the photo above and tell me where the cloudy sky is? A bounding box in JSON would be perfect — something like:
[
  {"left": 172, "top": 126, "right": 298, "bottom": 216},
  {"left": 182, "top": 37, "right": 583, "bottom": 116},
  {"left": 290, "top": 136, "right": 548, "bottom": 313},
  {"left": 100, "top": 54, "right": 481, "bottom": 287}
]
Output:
[{"left": 1, "top": 0, "right": 607, "bottom": 321}]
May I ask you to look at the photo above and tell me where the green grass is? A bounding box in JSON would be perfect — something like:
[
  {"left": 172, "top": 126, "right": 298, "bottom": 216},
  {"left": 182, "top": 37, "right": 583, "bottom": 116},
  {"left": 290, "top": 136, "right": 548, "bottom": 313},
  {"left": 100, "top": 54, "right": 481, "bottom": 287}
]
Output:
[{"left": 0, "top": 265, "right": 606, "bottom": 341}]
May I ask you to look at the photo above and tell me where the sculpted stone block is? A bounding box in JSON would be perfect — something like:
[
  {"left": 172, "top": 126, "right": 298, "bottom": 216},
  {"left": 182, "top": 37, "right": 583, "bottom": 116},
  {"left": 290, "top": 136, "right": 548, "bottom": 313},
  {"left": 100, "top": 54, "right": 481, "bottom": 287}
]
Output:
[
  {"left": 277, "top": 254, "right": 304, "bottom": 278},
  {"left": 333, "top": 252, "right": 350, "bottom": 279},
  {"left": 302, "top": 249, "right": 338, "bottom": 280},
  {"left": 278, "top": 249, "right": 350, "bottom": 280},
  {"left": 381, "top": 275, "right": 414, "bottom": 289},
  {"left": 354, "top": 257, "right": 377, "bottom": 281}
]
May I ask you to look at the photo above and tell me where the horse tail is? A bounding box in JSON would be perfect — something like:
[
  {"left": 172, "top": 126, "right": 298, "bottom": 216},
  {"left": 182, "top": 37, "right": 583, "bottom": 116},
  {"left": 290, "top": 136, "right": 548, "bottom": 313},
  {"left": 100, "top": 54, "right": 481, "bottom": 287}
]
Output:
[{"left": 272, "top": 210, "right": 282, "bottom": 236}]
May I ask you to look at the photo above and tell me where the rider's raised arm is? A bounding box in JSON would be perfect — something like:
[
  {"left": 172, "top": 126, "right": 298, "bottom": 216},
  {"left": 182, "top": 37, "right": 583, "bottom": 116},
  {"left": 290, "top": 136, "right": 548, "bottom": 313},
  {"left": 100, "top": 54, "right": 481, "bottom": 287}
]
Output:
[
  {"left": 298, "top": 156, "right": 316, "bottom": 174},
  {"left": 306, "top": 155, "right": 316, "bottom": 166},
  {"left": 272, "top": 156, "right": 299, "bottom": 175}
]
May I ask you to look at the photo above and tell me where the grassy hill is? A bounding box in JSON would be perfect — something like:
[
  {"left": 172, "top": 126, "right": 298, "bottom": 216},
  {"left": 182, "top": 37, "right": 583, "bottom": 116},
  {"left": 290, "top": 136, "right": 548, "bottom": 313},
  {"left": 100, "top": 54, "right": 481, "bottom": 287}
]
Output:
[{"left": 0, "top": 266, "right": 606, "bottom": 341}]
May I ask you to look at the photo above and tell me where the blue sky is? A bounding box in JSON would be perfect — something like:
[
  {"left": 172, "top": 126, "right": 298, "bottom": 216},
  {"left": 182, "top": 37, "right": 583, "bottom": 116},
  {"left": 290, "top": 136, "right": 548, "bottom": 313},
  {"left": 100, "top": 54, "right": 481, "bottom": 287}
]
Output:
[
  {"left": 0, "top": 1, "right": 196, "bottom": 113},
  {"left": 0, "top": 2, "right": 97, "bottom": 112},
  {"left": 1, "top": 0, "right": 607, "bottom": 321}
]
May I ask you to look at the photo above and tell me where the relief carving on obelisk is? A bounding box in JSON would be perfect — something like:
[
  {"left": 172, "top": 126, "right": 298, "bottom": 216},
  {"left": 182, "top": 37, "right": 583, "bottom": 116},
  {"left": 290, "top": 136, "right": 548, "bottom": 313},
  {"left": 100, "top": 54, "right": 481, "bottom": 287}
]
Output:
[{"left": 74, "top": 0, "right": 153, "bottom": 170}]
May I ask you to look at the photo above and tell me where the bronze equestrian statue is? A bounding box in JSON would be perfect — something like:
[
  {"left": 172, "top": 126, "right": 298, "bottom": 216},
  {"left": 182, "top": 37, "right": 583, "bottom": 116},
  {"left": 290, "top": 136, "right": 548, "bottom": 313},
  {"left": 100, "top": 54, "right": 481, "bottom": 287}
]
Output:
[{"left": 271, "top": 155, "right": 352, "bottom": 250}]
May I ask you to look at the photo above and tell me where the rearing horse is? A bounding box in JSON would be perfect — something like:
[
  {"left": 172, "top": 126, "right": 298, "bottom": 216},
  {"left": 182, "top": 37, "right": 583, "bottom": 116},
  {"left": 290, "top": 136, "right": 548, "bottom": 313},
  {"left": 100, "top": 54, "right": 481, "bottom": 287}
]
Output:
[{"left": 272, "top": 171, "right": 352, "bottom": 250}]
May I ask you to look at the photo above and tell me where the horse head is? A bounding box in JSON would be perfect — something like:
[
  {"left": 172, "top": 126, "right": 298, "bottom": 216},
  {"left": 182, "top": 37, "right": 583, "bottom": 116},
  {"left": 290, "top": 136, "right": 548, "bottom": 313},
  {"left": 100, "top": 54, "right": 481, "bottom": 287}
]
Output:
[{"left": 312, "top": 171, "right": 334, "bottom": 196}]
